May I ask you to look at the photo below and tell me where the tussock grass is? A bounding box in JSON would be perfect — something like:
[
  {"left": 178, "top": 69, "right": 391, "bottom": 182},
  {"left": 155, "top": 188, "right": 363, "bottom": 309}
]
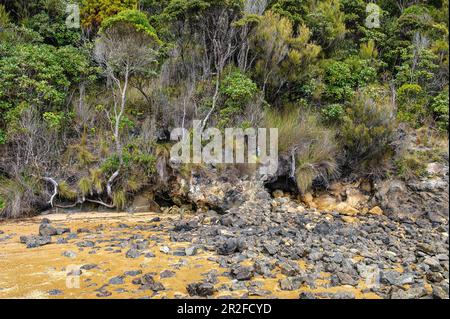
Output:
[{"left": 264, "top": 107, "right": 338, "bottom": 193}]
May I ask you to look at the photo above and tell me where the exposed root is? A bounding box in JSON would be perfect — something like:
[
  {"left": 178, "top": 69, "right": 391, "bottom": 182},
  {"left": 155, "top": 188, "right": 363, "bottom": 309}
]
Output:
[{"left": 42, "top": 171, "right": 119, "bottom": 209}]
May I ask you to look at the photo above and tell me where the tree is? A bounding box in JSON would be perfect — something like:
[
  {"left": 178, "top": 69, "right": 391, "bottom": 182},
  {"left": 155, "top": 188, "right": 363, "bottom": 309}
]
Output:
[
  {"left": 160, "top": 0, "right": 248, "bottom": 131},
  {"left": 251, "top": 10, "right": 321, "bottom": 102},
  {"left": 81, "top": 0, "right": 138, "bottom": 32},
  {"left": 25, "top": 1, "right": 81, "bottom": 46},
  {"left": 94, "top": 9, "right": 161, "bottom": 202},
  {"left": 270, "top": 0, "right": 310, "bottom": 32},
  {"left": 0, "top": 43, "right": 92, "bottom": 141},
  {"left": 341, "top": 85, "right": 396, "bottom": 173},
  {"left": 305, "top": 0, "right": 346, "bottom": 51}
]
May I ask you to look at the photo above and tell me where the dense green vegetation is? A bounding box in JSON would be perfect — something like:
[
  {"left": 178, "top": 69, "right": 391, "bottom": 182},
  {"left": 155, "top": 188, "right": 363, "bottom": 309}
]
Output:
[{"left": 0, "top": 0, "right": 448, "bottom": 217}]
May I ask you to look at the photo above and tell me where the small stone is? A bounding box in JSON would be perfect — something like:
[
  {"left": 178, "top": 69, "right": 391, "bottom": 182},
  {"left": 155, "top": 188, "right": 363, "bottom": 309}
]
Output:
[
  {"left": 381, "top": 271, "right": 403, "bottom": 285},
  {"left": 314, "top": 221, "right": 331, "bottom": 235},
  {"left": 432, "top": 285, "right": 448, "bottom": 299},
  {"left": 139, "top": 274, "right": 165, "bottom": 291},
  {"left": 185, "top": 246, "right": 198, "bottom": 256},
  {"left": 124, "top": 270, "right": 142, "bottom": 277},
  {"left": 254, "top": 260, "right": 274, "bottom": 276},
  {"left": 56, "top": 228, "right": 71, "bottom": 235},
  {"left": 56, "top": 238, "right": 68, "bottom": 244},
  {"left": 109, "top": 276, "right": 125, "bottom": 285},
  {"left": 278, "top": 261, "right": 300, "bottom": 276},
  {"left": 308, "top": 251, "right": 323, "bottom": 262},
  {"left": 126, "top": 249, "right": 141, "bottom": 259},
  {"left": 96, "top": 290, "right": 112, "bottom": 297},
  {"left": 279, "top": 276, "right": 305, "bottom": 291},
  {"left": 336, "top": 272, "right": 357, "bottom": 286},
  {"left": 39, "top": 223, "right": 58, "bottom": 237},
  {"left": 62, "top": 250, "right": 77, "bottom": 258},
  {"left": 416, "top": 243, "right": 435, "bottom": 255},
  {"left": 159, "top": 246, "right": 170, "bottom": 254},
  {"left": 80, "top": 264, "right": 98, "bottom": 270},
  {"left": 172, "top": 249, "right": 186, "bottom": 256},
  {"left": 424, "top": 257, "right": 441, "bottom": 271},
  {"left": 186, "top": 282, "right": 215, "bottom": 297},
  {"left": 299, "top": 292, "right": 316, "bottom": 299},
  {"left": 48, "top": 289, "right": 63, "bottom": 296},
  {"left": 335, "top": 203, "right": 359, "bottom": 215},
  {"left": 231, "top": 265, "right": 254, "bottom": 281},
  {"left": 397, "top": 273, "right": 415, "bottom": 285},
  {"left": 341, "top": 216, "right": 358, "bottom": 223},
  {"left": 67, "top": 268, "right": 82, "bottom": 276},
  {"left": 272, "top": 190, "right": 284, "bottom": 198},
  {"left": 368, "top": 206, "right": 383, "bottom": 216},
  {"left": 217, "top": 238, "right": 241, "bottom": 255},
  {"left": 22, "top": 235, "right": 52, "bottom": 248},
  {"left": 66, "top": 233, "right": 78, "bottom": 240},
  {"left": 263, "top": 244, "right": 278, "bottom": 255},
  {"left": 160, "top": 270, "right": 176, "bottom": 278},
  {"left": 76, "top": 240, "right": 95, "bottom": 248}
]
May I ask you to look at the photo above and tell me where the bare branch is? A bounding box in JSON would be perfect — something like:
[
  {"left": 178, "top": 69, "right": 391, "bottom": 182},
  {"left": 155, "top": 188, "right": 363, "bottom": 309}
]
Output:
[{"left": 42, "top": 177, "right": 58, "bottom": 207}]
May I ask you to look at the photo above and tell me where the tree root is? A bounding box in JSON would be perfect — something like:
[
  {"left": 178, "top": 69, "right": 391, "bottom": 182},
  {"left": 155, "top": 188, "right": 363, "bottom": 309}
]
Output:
[{"left": 42, "top": 171, "right": 120, "bottom": 210}]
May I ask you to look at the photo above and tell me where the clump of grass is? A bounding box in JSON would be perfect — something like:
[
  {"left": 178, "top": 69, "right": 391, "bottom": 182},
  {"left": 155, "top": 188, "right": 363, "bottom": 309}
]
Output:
[
  {"left": 264, "top": 106, "right": 338, "bottom": 193},
  {"left": 264, "top": 107, "right": 307, "bottom": 154},
  {"left": 78, "top": 177, "right": 93, "bottom": 196},
  {"left": 0, "top": 177, "right": 39, "bottom": 218},
  {"left": 125, "top": 175, "right": 143, "bottom": 193},
  {"left": 89, "top": 169, "right": 104, "bottom": 193},
  {"left": 295, "top": 132, "right": 339, "bottom": 193},
  {"left": 415, "top": 127, "right": 449, "bottom": 159},
  {"left": 394, "top": 151, "right": 427, "bottom": 180},
  {"left": 58, "top": 181, "right": 77, "bottom": 200},
  {"left": 113, "top": 190, "right": 126, "bottom": 211}
]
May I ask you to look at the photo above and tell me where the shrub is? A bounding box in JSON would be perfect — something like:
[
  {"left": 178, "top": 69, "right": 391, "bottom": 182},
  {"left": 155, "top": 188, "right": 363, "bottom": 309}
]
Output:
[
  {"left": 81, "top": 0, "right": 138, "bottom": 31},
  {"left": 341, "top": 86, "right": 396, "bottom": 172},
  {"left": 396, "top": 83, "right": 428, "bottom": 126},
  {"left": 100, "top": 9, "right": 159, "bottom": 42},
  {"left": 43, "top": 112, "right": 66, "bottom": 130},
  {"left": 0, "top": 4, "right": 9, "bottom": 27},
  {"left": 218, "top": 70, "right": 258, "bottom": 128},
  {"left": 321, "top": 103, "right": 344, "bottom": 124},
  {"left": 324, "top": 60, "right": 353, "bottom": 102},
  {"left": 25, "top": 9, "right": 81, "bottom": 46},
  {"left": 0, "top": 43, "right": 93, "bottom": 136},
  {"left": 221, "top": 70, "right": 258, "bottom": 102},
  {"left": 0, "top": 129, "right": 6, "bottom": 145},
  {"left": 323, "top": 57, "right": 377, "bottom": 102},
  {"left": 431, "top": 89, "right": 449, "bottom": 132}
]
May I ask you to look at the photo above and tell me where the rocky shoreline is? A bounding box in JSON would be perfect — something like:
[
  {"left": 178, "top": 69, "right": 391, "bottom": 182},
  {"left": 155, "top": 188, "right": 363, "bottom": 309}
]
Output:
[{"left": 0, "top": 187, "right": 448, "bottom": 299}]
